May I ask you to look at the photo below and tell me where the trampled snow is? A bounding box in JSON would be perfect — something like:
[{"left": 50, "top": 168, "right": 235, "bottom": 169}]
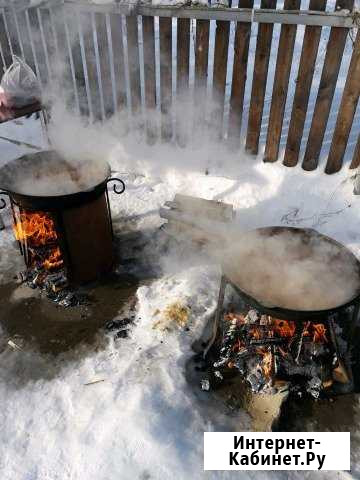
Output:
[{"left": 0, "top": 115, "right": 360, "bottom": 479}]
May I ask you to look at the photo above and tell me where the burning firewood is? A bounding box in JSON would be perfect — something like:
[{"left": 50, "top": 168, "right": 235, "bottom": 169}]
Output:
[{"left": 207, "top": 305, "right": 343, "bottom": 399}]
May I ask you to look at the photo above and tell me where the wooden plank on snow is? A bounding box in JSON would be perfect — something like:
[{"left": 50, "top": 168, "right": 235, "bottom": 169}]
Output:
[
  {"left": 245, "top": 0, "right": 277, "bottom": 155},
  {"left": 263, "top": 0, "right": 301, "bottom": 163},
  {"left": 302, "top": 0, "right": 354, "bottom": 171},
  {"left": 283, "top": 0, "right": 327, "bottom": 167}
]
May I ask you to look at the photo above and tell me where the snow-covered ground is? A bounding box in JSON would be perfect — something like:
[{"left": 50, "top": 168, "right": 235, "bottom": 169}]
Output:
[{"left": 0, "top": 113, "right": 360, "bottom": 479}]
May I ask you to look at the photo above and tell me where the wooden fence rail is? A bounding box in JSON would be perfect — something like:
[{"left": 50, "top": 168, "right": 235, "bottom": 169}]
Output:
[{"left": 0, "top": 1, "right": 359, "bottom": 174}]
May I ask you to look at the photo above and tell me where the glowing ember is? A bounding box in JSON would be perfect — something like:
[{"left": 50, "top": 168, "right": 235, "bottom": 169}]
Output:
[
  {"left": 215, "top": 310, "right": 333, "bottom": 397},
  {"left": 43, "top": 246, "right": 63, "bottom": 270}
]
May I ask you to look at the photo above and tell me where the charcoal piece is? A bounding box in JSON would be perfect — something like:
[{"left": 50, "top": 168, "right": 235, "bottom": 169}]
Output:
[
  {"left": 106, "top": 318, "right": 132, "bottom": 331},
  {"left": 115, "top": 330, "right": 128, "bottom": 339}
]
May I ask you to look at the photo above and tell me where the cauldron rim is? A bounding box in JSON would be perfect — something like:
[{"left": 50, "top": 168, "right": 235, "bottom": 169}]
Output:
[
  {"left": 0, "top": 150, "right": 111, "bottom": 198},
  {"left": 0, "top": 150, "right": 112, "bottom": 210},
  {"left": 222, "top": 226, "right": 360, "bottom": 319}
]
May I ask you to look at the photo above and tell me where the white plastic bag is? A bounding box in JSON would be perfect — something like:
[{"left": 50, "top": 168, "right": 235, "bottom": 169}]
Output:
[{"left": 0, "top": 55, "right": 40, "bottom": 108}]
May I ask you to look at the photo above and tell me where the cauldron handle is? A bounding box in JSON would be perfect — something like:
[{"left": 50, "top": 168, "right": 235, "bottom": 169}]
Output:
[
  {"left": 105, "top": 178, "right": 125, "bottom": 238},
  {"left": 106, "top": 178, "right": 125, "bottom": 195},
  {"left": 0, "top": 190, "right": 10, "bottom": 210}
]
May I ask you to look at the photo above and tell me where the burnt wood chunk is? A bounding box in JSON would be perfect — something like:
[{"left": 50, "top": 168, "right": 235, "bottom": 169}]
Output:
[
  {"left": 126, "top": 15, "right": 141, "bottom": 114},
  {"left": 142, "top": 15, "right": 157, "bottom": 144},
  {"left": 302, "top": 0, "right": 355, "bottom": 171},
  {"left": 326, "top": 29, "right": 360, "bottom": 173},
  {"left": 159, "top": 17, "right": 173, "bottom": 142},
  {"left": 176, "top": 18, "right": 190, "bottom": 146},
  {"left": 212, "top": 20, "right": 230, "bottom": 138},
  {"left": 263, "top": 0, "right": 301, "bottom": 163},
  {"left": 227, "top": 0, "right": 254, "bottom": 149},
  {"left": 246, "top": 0, "right": 277, "bottom": 155},
  {"left": 283, "top": 0, "right": 327, "bottom": 167}
]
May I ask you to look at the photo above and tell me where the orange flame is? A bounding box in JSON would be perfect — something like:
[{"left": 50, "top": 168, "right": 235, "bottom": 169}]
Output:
[
  {"left": 14, "top": 212, "right": 58, "bottom": 246},
  {"left": 43, "top": 246, "right": 63, "bottom": 270},
  {"left": 14, "top": 210, "right": 63, "bottom": 271},
  {"left": 272, "top": 318, "right": 296, "bottom": 338}
]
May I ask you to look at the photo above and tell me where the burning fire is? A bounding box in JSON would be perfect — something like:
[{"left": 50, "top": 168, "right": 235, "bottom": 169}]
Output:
[
  {"left": 13, "top": 210, "right": 64, "bottom": 271},
  {"left": 223, "top": 312, "right": 329, "bottom": 383},
  {"left": 14, "top": 211, "right": 58, "bottom": 246}
]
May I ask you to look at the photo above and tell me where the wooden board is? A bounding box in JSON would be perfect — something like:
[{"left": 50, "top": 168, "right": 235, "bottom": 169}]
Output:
[
  {"left": 109, "top": 13, "right": 126, "bottom": 112},
  {"left": 142, "top": 15, "right": 157, "bottom": 143},
  {"left": 194, "top": 19, "right": 210, "bottom": 137},
  {"left": 126, "top": 15, "right": 141, "bottom": 114},
  {"left": 245, "top": 0, "right": 277, "bottom": 155},
  {"left": 176, "top": 17, "right": 190, "bottom": 146},
  {"left": 227, "top": 0, "right": 254, "bottom": 149},
  {"left": 325, "top": 29, "right": 360, "bottom": 173},
  {"left": 263, "top": 0, "right": 301, "bottom": 163},
  {"left": 159, "top": 16, "right": 173, "bottom": 141},
  {"left": 283, "top": 0, "right": 327, "bottom": 167},
  {"left": 302, "top": 0, "right": 354, "bottom": 171},
  {"left": 95, "top": 12, "right": 114, "bottom": 118},
  {"left": 173, "top": 193, "right": 234, "bottom": 222},
  {"left": 212, "top": 20, "right": 230, "bottom": 137}
]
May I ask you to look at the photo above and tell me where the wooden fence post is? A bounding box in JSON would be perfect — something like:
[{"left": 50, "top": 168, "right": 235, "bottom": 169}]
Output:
[
  {"left": 326, "top": 29, "right": 360, "bottom": 173},
  {"left": 246, "top": 0, "right": 277, "bottom": 155},
  {"left": 283, "top": 0, "right": 327, "bottom": 167},
  {"left": 263, "top": 0, "right": 301, "bottom": 163},
  {"left": 302, "top": 0, "right": 354, "bottom": 171}
]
